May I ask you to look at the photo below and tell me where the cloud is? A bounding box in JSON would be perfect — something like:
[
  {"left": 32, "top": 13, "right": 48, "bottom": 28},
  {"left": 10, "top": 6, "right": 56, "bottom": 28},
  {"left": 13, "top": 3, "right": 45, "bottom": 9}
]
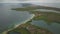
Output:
[{"left": 0, "top": 0, "right": 60, "bottom": 3}]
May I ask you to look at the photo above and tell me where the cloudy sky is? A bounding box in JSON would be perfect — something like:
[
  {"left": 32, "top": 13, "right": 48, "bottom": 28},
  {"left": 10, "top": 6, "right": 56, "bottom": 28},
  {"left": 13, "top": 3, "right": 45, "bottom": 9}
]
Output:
[{"left": 0, "top": 0, "right": 60, "bottom": 3}]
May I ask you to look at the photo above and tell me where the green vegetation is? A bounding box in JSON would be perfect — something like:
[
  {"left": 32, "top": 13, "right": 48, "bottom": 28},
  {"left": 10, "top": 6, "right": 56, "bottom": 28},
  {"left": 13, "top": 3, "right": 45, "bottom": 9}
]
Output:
[
  {"left": 7, "top": 24, "right": 30, "bottom": 34},
  {"left": 12, "top": 6, "right": 37, "bottom": 11},
  {"left": 7, "top": 22, "right": 53, "bottom": 34},
  {"left": 32, "top": 11, "right": 60, "bottom": 23}
]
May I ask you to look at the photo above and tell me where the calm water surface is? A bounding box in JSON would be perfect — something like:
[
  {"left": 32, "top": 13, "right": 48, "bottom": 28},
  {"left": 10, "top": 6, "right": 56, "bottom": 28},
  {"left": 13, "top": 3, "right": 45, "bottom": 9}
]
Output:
[{"left": 0, "top": 3, "right": 33, "bottom": 33}]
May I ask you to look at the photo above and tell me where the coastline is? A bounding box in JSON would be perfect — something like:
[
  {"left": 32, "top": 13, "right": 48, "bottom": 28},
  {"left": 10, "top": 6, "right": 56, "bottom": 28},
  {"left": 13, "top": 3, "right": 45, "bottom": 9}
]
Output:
[{"left": 2, "top": 14, "right": 35, "bottom": 34}]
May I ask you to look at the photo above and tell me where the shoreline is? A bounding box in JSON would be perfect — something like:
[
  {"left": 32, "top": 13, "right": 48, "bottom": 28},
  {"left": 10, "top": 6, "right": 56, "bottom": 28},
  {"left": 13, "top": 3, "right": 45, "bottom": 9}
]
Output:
[{"left": 2, "top": 14, "right": 35, "bottom": 34}]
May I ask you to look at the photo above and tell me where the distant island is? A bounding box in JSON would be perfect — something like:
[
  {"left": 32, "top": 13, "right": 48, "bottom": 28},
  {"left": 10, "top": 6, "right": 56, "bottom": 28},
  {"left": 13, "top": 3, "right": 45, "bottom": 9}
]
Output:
[
  {"left": 12, "top": 5, "right": 60, "bottom": 23},
  {"left": 12, "top": 4, "right": 60, "bottom": 11}
]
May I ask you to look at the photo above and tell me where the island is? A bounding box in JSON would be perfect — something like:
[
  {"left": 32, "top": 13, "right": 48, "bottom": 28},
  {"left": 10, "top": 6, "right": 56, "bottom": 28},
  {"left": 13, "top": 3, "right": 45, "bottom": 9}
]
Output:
[{"left": 9, "top": 4, "right": 60, "bottom": 34}]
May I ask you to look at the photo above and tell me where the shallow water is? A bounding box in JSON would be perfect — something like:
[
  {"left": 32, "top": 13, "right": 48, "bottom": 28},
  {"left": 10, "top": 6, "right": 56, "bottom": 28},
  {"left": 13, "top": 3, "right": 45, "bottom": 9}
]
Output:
[
  {"left": 0, "top": 3, "right": 60, "bottom": 34},
  {"left": 31, "top": 20, "right": 60, "bottom": 34}
]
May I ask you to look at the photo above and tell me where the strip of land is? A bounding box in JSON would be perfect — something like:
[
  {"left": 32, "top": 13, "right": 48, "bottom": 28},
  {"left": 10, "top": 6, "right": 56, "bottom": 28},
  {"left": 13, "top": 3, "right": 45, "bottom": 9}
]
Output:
[{"left": 7, "top": 22, "right": 53, "bottom": 34}]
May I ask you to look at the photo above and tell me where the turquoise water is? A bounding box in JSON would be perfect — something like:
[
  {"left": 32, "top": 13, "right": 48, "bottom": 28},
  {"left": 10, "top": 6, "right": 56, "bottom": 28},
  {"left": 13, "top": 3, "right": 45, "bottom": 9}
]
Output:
[{"left": 0, "top": 3, "right": 60, "bottom": 34}]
